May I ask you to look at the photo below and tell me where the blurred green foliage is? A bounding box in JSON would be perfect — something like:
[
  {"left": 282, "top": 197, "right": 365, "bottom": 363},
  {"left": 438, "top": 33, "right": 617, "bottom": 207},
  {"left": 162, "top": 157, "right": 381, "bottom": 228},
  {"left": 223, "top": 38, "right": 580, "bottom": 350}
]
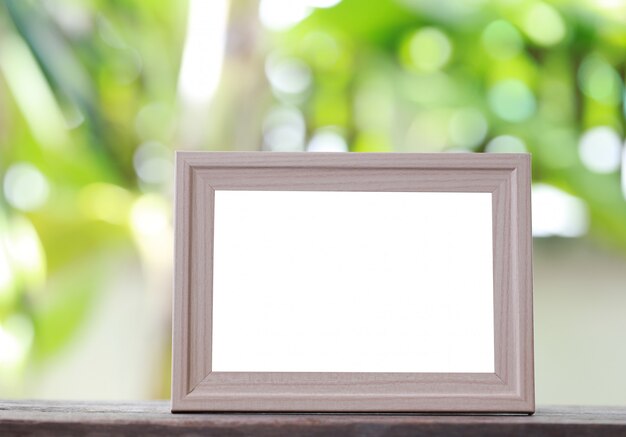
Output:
[
  {"left": 0, "top": 0, "right": 185, "bottom": 395},
  {"left": 266, "top": 0, "right": 626, "bottom": 245},
  {"left": 0, "top": 0, "right": 625, "bottom": 398}
]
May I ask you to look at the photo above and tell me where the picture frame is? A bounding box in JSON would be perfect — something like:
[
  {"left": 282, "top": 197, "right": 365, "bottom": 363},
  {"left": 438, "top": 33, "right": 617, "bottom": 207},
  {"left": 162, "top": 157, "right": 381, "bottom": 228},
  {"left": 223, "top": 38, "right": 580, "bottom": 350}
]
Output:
[{"left": 171, "top": 152, "right": 534, "bottom": 413}]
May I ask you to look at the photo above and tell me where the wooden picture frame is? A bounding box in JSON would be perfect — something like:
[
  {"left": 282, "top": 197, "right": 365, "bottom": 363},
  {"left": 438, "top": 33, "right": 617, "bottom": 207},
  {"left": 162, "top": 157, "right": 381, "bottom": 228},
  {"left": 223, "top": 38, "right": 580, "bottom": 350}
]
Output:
[{"left": 171, "top": 152, "right": 534, "bottom": 413}]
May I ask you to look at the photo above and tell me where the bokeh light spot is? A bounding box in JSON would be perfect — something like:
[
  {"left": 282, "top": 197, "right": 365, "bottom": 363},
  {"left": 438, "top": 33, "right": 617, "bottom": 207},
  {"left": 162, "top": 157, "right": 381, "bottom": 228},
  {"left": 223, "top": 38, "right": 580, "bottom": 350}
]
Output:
[
  {"left": 5, "top": 216, "right": 46, "bottom": 289},
  {"left": 407, "top": 27, "right": 452, "bottom": 72},
  {"left": 307, "top": 127, "right": 348, "bottom": 152},
  {"left": 481, "top": 20, "right": 523, "bottom": 60},
  {"left": 263, "top": 106, "right": 306, "bottom": 151},
  {"left": 488, "top": 79, "right": 536, "bottom": 122},
  {"left": 3, "top": 163, "right": 50, "bottom": 212},
  {"left": 259, "top": 0, "right": 312, "bottom": 31},
  {"left": 597, "top": 0, "right": 626, "bottom": 9},
  {"left": 578, "top": 126, "right": 622, "bottom": 173},
  {"left": 265, "top": 55, "right": 312, "bottom": 98},
  {"left": 485, "top": 135, "right": 527, "bottom": 153},
  {"left": 532, "top": 183, "right": 588, "bottom": 238},
  {"left": 522, "top": 2, "right": 566, "bottom": 46},
  {"left": 0, "top": 314, "right": 34, "bottom": 370},
  {"left": 130, "top": 194, "right": 170, "bottom": 237},
  {"left": 0, "top": 216, "right": 45, "bottom": 302},
  {"left": 578, "top": 55, "right": 622, "bottom": 104},
  {"left": 133, "top": 141, "right": 172, "bottom": 186}
]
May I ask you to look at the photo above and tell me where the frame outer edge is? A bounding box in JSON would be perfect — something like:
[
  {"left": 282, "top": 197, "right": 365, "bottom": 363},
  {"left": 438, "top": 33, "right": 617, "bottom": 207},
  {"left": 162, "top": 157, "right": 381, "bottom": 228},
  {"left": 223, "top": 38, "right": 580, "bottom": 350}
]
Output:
[
  {"left": 172, "top": 152, "right": 191, "bottom": 411},
  {"left": 519, "top": 155, "right": 535, "bottom": 412},
  {"left": 171, "top": 152, "right": 535, "bottom": 413},
  {"left": 175, "top": 151, "right": 528, "bottom": 169}
]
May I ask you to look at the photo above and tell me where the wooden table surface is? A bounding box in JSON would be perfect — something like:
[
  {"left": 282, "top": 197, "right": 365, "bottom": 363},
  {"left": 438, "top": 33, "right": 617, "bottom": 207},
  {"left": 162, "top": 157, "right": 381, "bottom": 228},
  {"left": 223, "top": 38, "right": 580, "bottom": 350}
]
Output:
[{"left": 1, "top": 400, "right": 626, "bottom": 436}]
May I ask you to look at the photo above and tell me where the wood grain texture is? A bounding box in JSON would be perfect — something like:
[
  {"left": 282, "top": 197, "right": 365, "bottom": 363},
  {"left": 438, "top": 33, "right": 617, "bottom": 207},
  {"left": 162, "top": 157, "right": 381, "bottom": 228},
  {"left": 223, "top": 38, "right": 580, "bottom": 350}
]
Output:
[
  {"left": 2, "top": 401, "right": 626, "bottom": 436},
  {"left": 177, "top": 151, "right": 528, "bottom": 169},
  {"left": 172, "top": 152, "right": 534, "bottom": 413}
]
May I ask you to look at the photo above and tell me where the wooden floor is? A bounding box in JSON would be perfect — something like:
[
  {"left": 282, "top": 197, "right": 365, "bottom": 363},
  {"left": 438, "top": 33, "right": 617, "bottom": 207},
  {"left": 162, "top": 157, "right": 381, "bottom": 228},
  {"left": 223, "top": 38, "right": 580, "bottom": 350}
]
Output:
[{"left": 1, "top": 400, "right": 626, "bottom": 436}]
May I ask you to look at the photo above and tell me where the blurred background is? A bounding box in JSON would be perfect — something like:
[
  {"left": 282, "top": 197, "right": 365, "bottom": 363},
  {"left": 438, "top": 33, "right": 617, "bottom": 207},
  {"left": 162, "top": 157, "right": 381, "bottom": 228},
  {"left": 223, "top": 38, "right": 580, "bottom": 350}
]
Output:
[{"left": 1, "top": 0, "right": 625, "bottom": 405}]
